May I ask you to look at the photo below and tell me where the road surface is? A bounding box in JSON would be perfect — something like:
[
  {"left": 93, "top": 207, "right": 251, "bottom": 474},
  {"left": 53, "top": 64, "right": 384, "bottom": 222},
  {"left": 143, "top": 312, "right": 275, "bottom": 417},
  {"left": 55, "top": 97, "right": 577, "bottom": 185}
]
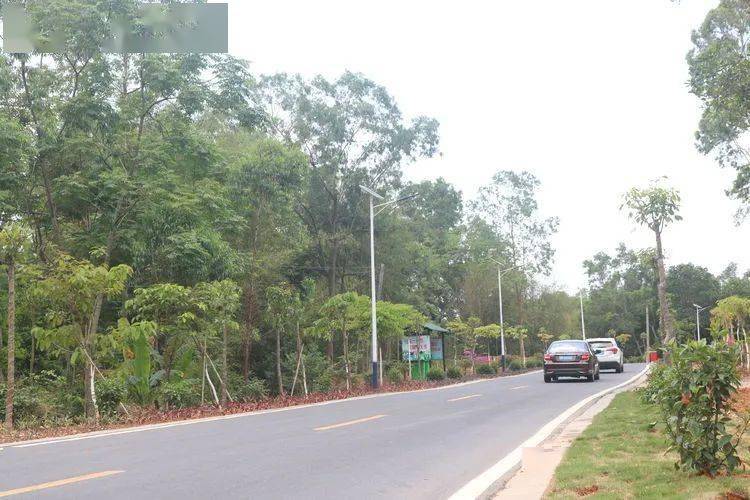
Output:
[{"left": 0, "top": 364, "right": 645, "bottom": 499}]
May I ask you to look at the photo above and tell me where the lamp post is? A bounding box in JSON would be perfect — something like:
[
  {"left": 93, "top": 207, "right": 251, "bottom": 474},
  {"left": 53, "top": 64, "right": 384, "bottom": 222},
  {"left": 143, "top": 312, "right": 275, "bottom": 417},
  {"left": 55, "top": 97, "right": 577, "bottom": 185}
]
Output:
[
  {"left": 580, "top": 289, "right": 587, "bottom": 340},
  {"left": 360, "top": 185, "right": 417, "bottom": 388},
  {"left": 692, "top": 304, "right": 709, "bottom": 341},
  {"left": 488, "top": 258, "right": 523, "bottom": 372}
]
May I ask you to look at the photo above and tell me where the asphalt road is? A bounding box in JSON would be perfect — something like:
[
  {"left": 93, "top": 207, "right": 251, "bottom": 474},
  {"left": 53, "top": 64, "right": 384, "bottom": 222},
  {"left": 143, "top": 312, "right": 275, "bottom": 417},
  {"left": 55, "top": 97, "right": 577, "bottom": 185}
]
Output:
[{"left": 0, "top": 364, "right": 645, "bottom": 499}]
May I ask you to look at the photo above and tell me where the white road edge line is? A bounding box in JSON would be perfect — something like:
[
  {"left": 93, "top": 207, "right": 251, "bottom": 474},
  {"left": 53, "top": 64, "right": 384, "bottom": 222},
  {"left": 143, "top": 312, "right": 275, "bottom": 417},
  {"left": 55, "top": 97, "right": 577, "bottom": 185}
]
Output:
[
  {"left": 509, "top": 386, "right": 527, "bottom": 390},
  {"left": 7, "top": 370, "right": 543, "bottom": 449},
  {"left": 448, "top": 365, "right": 651, "bottom": 500}
]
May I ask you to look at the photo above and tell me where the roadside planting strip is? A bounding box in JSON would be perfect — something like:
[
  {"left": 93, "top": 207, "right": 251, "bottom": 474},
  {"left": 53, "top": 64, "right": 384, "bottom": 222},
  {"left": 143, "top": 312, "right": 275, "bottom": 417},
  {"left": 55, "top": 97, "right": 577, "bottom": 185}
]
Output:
[{"left": 4, "top": 370, "right": 542, "bottom": 449}]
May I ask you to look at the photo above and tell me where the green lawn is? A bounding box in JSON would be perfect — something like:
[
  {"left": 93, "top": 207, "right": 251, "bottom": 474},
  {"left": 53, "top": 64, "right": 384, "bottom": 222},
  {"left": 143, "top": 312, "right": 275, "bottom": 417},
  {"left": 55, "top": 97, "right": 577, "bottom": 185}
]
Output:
[{"left": 546, "top": 391, "right": 750, "bottom": 499}]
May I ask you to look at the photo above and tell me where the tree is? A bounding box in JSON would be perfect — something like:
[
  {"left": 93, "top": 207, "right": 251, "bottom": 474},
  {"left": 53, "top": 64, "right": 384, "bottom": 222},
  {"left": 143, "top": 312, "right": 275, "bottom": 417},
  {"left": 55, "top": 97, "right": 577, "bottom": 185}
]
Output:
[
  {"left": 447, "top": 317, "right": 482, "bottom": 374},
  {"left": 33, "top": 255, "right": 131, "bottom": 421},
  {"left": 537, "top": 327, "right": 555, "bottom": 350},
  {"left": 475, "top": 324, "right": 501, "bottom": 357},
  {"left": 506, "top": 326, "right": 529, "bottom": 367},
  {"left": 471, "top": 170, "right": 559, "bottom": 331},
  {"left": 711, "top": 296, "right": 750, "bottom": 369},
  {"left": 687, "top": 0, "right": 750, "bottom": 215},
  {"left": 0, "top": 223, "right": 30, "bottom": 429},
  {"left": 667, "top": 264, "right": 721, "bottom": 338},
  {"left": 266, "top": 284, "right": 305, "bottom": 395},
  {"left": 311, "top": 292, "right": 369, "bottom": 390},
  {"left": 193, "top": 280, "right": 241, "bottom": 406},
  {"left": 622, "top": 181, "right": 682, "bottom": 343},
  {"left": 259, "top": 72, "right": 440, "bottom": 297}
]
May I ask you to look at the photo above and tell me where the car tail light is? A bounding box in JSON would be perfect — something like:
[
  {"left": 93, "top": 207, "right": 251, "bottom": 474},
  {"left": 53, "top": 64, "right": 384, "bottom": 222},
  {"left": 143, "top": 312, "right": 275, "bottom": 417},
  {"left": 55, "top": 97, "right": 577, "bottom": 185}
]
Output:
[
  {"left": 607, "top": 347, "right": 618, "bottom": 354},
  {"left": 544, "top": 354, "right": 552, "bottom": 361},
  {"left": 581, "top": 353, "right": 590, "bottom": 361}
]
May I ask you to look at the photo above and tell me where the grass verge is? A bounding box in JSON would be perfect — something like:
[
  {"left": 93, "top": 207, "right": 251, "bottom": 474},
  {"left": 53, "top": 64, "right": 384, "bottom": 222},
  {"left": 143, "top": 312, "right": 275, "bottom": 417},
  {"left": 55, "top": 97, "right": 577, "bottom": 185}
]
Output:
[{"left": 546, "top": 390, "right": 750, "bottom": 499}]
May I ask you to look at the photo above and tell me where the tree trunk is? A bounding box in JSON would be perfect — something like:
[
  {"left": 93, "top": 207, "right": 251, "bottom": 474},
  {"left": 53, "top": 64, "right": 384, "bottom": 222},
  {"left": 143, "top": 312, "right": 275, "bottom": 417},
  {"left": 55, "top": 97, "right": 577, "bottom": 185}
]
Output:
[
  {"left": 29, "top": 332, "right": 35, "bottom": 375},
  {"left": 301, "top": 354, "right": 309, "bottom": 397},
  {"left": 520, "top": 337, "right": 526, "bottom": 367},
  {"left": 291, "top": 322, "right": 303, "bottom": 396},
  {"left": 83, "top": 355, "right": 99, "bottom": 422},
  {"left": 276, "top": 329, "right": 285, "bottom": 396},
  {"left": 5, "top": 259, "right": 15, "bottom": 430},
  {"left": 0, "top": 321, "right": 5, "bottom": 384},
  {"left": 83, "top": 295, "right": 102, "bottom": 422},
  {"left": 221, "top": 323, "right": 228, "bottom": 406},
  {"left": 343, "top": 329, "right": 351, "bottom": 391},
  {"left": 654, "top": 230, "right": 675, "bottom": 343}
]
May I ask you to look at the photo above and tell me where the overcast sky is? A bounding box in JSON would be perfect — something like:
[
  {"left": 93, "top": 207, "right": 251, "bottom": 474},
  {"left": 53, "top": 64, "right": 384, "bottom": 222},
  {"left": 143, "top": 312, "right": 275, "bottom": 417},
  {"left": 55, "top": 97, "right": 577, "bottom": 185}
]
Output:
[{"left": 226, "top": 0, "right": 746, "bottom": 291}]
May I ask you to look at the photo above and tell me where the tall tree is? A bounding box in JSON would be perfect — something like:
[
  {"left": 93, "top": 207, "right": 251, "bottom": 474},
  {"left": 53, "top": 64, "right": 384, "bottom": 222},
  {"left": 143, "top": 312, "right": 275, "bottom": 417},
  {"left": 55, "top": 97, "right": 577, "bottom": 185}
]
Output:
[
  {"left": 471, "top": 170, "right": 559, "bottom": 327},
  {"left": 0, "top": 223, "right": 30, "bottom": 430},
  {"left": 622, "top": 181, "right": 682, "bottom": 343},
  {"left": 33, "top": 255, "right": 132, "bottom": 421},
  {"left": 258, "top": 71, "right": 440, "bottom": 296},
  {"left": 687, "top": 0, "right": 750, "bottom": 216}
]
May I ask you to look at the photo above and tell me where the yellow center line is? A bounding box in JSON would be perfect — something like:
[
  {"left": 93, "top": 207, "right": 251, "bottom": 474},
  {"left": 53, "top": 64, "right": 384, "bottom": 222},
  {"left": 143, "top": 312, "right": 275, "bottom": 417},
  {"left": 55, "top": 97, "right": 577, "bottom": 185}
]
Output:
[
  {"left": 447, "top": 394, "right": 482, "bottom": 402},
  {"left": 510, "top": 385, "right": 528, "bottom": 390},
  {"left": 314, "top": 414, "right": 387, "bottom": 431},
  {"left": 0, "top": 470, "right": 124, "bottom": 498}
]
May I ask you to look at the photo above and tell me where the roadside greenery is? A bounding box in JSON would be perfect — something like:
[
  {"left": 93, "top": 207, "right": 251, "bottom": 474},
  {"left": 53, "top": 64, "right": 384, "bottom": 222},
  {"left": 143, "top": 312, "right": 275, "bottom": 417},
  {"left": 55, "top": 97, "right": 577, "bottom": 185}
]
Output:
[
  {"left": 548, "top": 391, "right": 750, "bottom": 499},
  {"left": 642, "top": 341, "right": 745, "bottom": 476},
  {"left": 0, "top": 0, "right": 749, "bottom": 435}
]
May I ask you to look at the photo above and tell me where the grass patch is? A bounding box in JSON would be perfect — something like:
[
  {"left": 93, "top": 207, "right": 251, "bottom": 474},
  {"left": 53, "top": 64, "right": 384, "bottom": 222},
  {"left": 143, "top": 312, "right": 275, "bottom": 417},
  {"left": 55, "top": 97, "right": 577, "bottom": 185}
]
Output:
[{"left": 546, "top": 391, "right": 750, "bottom": 499}]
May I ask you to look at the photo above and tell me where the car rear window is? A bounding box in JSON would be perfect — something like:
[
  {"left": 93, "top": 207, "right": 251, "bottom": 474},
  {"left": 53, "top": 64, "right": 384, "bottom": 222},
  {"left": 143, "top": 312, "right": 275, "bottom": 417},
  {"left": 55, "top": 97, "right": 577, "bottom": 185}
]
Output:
[
  {"left": 589, "top": 341, "right": 614, "bottom": 349},
  {"left": 548, "top": 341, "right": 588, "bottom": 353}
]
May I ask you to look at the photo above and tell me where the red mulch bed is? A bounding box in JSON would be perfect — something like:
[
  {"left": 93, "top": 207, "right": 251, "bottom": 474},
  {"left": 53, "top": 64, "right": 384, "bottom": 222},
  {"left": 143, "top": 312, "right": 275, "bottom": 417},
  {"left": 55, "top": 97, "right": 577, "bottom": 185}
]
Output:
[
  {"left": 0, "top": 369, "right": 536, "bottom": 444},
  {"left": 732, "top": 387, "right": 750, "bottom": 413}
]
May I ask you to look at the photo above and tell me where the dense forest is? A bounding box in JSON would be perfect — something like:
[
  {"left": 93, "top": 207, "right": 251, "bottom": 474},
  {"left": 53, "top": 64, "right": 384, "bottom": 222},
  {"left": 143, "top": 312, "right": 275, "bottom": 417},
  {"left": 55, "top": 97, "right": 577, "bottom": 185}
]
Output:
[{"left": 0, "top": 0, "right": 749, "bottom": 431}]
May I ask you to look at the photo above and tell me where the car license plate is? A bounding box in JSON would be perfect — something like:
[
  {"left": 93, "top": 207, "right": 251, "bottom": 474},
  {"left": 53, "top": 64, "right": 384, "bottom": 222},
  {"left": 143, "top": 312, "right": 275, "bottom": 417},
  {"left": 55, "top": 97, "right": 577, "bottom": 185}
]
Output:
[{"left": 558, "top": 355, "right": 576, "bottom": 361}]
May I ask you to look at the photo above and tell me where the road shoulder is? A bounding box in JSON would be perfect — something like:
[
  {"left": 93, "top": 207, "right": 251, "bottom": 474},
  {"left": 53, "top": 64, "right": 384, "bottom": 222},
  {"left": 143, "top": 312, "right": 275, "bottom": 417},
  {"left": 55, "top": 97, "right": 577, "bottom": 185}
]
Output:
[
  {"left": 448, "top": 365, "right": 650, "bottom": 500},
  {"left": 493, "top": 391, "right": 618, "bottom": 499}
]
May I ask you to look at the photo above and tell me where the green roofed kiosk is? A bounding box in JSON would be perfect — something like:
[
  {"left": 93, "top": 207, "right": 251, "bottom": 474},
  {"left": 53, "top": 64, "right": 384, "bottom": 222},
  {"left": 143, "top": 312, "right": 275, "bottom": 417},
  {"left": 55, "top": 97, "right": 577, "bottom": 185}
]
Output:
[{"left": 423, "top": 322, "right": 450, "bottom": 373}]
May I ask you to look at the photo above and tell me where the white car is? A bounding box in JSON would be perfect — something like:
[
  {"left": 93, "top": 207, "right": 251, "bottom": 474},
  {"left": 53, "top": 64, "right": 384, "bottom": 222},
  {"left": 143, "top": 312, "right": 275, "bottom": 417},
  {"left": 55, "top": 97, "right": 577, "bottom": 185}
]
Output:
[{"left": 587, "top": 338, "right": 624, "bottom": 373}]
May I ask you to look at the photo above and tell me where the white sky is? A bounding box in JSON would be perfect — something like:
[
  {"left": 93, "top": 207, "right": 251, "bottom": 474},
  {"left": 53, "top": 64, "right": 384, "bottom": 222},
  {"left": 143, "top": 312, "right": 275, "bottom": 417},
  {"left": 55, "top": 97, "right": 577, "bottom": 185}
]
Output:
[{"left": 225, "top": 0, "right": 748, "bottom": 291}]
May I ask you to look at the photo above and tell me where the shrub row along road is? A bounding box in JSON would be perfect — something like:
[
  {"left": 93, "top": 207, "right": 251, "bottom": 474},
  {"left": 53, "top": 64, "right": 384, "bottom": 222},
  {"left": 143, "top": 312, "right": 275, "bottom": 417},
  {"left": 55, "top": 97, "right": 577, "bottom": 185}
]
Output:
[{"left": 0, "top": 364, "right": 645, "bottom": 499}]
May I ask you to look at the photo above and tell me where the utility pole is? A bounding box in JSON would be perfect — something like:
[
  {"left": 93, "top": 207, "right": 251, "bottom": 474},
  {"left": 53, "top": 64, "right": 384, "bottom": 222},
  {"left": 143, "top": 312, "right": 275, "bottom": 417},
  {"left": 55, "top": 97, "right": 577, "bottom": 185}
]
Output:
[
  {"left": 498, "top": 267, "right": 505, "bottom": 371},
  {"left": 693, "top": 304, "right": 708, "bottom": 341},
  {"left": 579, "top": 290, "right": 586, "bottom": 340},
  {"left": 489, "top": 259, "right": 523, "bottom": 372},
  {"left": 646, "top": 306, "right": 650, "bottom": 360}
]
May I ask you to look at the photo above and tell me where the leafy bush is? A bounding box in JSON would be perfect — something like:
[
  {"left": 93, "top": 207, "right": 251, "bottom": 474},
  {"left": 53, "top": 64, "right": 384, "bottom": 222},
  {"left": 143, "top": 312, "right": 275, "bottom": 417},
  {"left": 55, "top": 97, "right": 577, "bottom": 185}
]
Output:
[
  {"left": 458, "top": 358, "right": 472, "bottom": 374},
  {"left": 312, "top": 368, "right": 334, "bottom": 393},
  {"left": 508, "top": 359, "right": 523, "bottom": 371},
  {"left": 476, "top": 364, "right": 496, "bottom": 375},
  {"left": 157, "top": 379, "right": 202, "bottom": 409},
  {"left": 446, "top": 367, "right": 462, "bottom": 379},
  {"left": 426, "top": 369, "right": 446, "bottom": 381},
  {"left": 386, "top": 367, "right": 404, "bottom": 384},
  {"left": 525, "top": 358, "right": 542, "bottom": 369},
  {"left": 642, "top": 341, "right": 743, "bottom": 476},
  {"left": 97, "top": 377, "right": 127, "bottom": 415},
  {"left": 234, "top": 377, "right": 269, "bottom": 402}
]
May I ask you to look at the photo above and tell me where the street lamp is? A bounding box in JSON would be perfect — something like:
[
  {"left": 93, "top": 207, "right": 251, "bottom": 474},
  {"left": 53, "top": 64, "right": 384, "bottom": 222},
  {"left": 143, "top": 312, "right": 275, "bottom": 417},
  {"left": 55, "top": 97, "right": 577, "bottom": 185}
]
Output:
[
  {"left": 693, "top": 304, "right": 709, "bottom": 341},
  {"left": 360, "top": 185, "right": 417, "bottom": 388},
  {"left": 580, "top": 289, "right": 587, "bottom": 340},
  {"left": 488, "top": 258, "right": 523, "bottom": 372}
]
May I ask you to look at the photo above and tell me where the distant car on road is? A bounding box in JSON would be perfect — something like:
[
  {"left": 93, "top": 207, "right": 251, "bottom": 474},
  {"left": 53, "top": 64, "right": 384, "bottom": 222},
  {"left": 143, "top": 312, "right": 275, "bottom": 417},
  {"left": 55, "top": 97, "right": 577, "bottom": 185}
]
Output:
[
  {"left": 543, "top": 340, "right": 599, "bottom": 383},
  {"left": 587, "top": 337, "right": 624, "bottom": 373}
]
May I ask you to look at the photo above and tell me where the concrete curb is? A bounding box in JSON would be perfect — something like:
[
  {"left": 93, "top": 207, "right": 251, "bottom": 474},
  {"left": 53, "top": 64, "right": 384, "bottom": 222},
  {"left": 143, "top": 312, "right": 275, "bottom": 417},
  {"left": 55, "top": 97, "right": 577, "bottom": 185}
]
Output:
[
  {"left": 1, "top": 369, "right": 543, "bottom": 449},
  {"left": 448, "top": 365, "right": 652, "bottom": 500}
]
